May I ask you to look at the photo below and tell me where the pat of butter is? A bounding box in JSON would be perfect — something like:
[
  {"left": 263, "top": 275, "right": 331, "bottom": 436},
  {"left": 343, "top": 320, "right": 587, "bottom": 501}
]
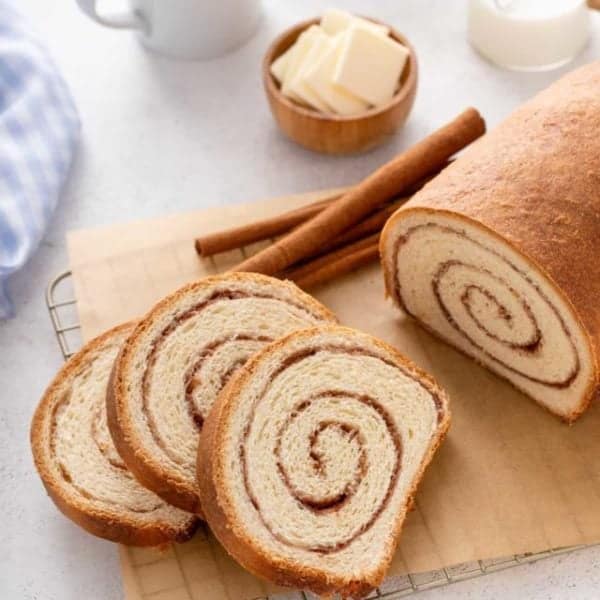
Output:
[
  {"left": 303, "top": 36, "right": 369, "bottom": 116},
  {"left": 286, "top": 28, "right": 333, "bottom": 111},
  {"left": 270, "top": 48, "right": 290, "bottom": 84},
  {"left": 333, "top": 27, "right": 409, "bottom": 107},
  {"left": 281, "top": 25, "right": 322, "bottom": 103},
  {"left": 321, "top": 9, "right": 389, "bottom": 37}
]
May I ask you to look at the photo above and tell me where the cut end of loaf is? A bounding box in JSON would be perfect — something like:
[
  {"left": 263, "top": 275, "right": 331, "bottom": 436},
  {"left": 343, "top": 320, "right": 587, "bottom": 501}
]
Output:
[
  {"left": 30, "top": 324, "right": 198, "bottom": 546},
  {"left": 380, "top": 208, "right": 597, "bottom": 422},
  {"left": 197, "top": 325, "right": 450, "bottom": 598}
]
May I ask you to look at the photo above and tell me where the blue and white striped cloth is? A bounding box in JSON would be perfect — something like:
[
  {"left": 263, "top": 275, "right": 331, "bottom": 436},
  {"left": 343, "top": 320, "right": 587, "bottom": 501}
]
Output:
[{"left": 0, "top": 1, "right": 80, "bottom": 318}]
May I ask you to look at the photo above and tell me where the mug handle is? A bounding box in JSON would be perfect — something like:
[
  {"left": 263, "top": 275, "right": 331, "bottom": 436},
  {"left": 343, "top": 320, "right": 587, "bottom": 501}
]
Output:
[{"left": 76, "top": 0, "right": 146, "bottom": 30}]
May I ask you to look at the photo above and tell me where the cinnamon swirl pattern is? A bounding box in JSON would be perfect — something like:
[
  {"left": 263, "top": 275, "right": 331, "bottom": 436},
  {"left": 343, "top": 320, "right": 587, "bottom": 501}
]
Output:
[
  {"left": 381, "top": 212, "right": 595, "bottom": 421},
  {"left": 107, "top": 273, "right": 337, "bottom": 514},
  {"left": 30, "top": 324, "right": 198, "bottom": 545},
  {"left": 197, "top": 326, "right": 449, "bottom": 598}
]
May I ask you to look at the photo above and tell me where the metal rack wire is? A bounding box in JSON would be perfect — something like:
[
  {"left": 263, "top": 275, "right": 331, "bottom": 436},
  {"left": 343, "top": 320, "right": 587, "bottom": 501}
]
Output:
[
  {"left": 46, "top": 270, "right": 82, "bottom": 359},
  {"left": 46, "top": 269, "right": 587, "bottom": 599}
]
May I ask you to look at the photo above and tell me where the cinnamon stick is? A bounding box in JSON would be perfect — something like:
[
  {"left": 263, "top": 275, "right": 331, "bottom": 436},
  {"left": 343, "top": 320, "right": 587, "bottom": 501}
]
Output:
[
  {"left": 194, "top": 193, "right": 339, "bottom": 256},
  {"left": 317, "top": 198, "right": 404, "bottom": 255},
  {"left": 195, "top": 163, "right": 449, "bottom": 258},
  {"left": 283, "top": 234, "right": 380, "bottom": 289},
  {"left": 233, "top": 108, "right": 485, "bottom": 276}
]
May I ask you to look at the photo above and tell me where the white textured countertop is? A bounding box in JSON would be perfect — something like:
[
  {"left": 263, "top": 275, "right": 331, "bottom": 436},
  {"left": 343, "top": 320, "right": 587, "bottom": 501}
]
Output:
[{"left": 1, "top": 1, "right": 599, "bottom": 598}]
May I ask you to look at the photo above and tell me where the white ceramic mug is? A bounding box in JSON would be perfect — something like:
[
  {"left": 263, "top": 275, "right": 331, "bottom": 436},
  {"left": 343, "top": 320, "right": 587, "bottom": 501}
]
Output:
[{"left": 76, "top": 0, "right": 262, "bottom": 60}]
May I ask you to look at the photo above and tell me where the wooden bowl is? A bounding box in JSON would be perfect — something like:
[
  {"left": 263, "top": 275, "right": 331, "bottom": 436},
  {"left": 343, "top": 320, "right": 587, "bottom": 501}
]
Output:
[{"left": 263, "top": 17, "right": 418, "bottom": 155}]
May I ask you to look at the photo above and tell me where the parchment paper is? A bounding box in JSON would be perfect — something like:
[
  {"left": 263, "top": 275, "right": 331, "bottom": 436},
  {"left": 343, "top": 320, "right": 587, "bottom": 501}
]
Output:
[{"left": 67, "top": 189, "right": 600, "bottom": 600}]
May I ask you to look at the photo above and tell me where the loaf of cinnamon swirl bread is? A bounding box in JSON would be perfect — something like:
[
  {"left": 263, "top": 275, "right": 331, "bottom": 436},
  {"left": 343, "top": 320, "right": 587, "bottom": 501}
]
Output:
[
  {"left": 197, "top": 326, "right": 450, "bottom": 598},
  {"left": 380, "top": 62, "right": 600, "bottom": 422},
  {"left": 30, "top": 324, "right": 198, "bottom": 545},
  {"left": 107, "top": 273, "right": 336, "bottom": 514}
]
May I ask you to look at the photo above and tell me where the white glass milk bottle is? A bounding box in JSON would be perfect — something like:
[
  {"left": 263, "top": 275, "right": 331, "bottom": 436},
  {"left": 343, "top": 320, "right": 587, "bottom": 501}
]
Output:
[{"left": 468, "top": 0, "right": 598, "bottom": 71}]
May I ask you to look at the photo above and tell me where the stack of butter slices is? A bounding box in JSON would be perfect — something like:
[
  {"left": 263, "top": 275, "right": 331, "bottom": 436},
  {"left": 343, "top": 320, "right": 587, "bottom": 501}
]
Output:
[{"left": 271, "top": 9, "right": 410, "bottom": 115}]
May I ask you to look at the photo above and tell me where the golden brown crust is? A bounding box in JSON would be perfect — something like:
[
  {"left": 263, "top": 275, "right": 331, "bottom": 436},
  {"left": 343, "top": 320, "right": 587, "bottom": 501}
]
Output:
[
  {"left": 108, "top": 272, "right": 337, "bottom": 515},
  {"left": 197, "top": 325, "right": 450, "bottom": 598},
  {"left": 380, "top": 62, "right": 600, "bottom": 422},
  {"left": 30, "top": 323, "right": 198, "bottom": 546}
]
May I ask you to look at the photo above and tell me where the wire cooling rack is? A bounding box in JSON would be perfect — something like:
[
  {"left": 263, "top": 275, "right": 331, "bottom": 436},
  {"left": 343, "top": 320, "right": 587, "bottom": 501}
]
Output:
[{"left": 46, "top": 269, "right": 587, "bottom": 599}]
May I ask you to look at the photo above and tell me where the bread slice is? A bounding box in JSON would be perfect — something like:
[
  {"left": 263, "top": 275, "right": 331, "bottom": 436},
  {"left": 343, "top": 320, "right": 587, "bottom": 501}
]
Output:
[
  {"left": 197, "top": 325, "right": 450, "bottom": 598},
  {"left": 30, "top": 324, "right": 198, "bottom": 546},
  {"left": 107, "top": 273, "right": 337, "bottom": 514}
]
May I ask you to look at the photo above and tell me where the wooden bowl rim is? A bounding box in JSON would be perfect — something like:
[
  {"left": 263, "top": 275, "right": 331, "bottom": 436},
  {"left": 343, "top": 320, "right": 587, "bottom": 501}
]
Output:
[{"left": 262, "top": 16, "right": 418, "bottom": 123}]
